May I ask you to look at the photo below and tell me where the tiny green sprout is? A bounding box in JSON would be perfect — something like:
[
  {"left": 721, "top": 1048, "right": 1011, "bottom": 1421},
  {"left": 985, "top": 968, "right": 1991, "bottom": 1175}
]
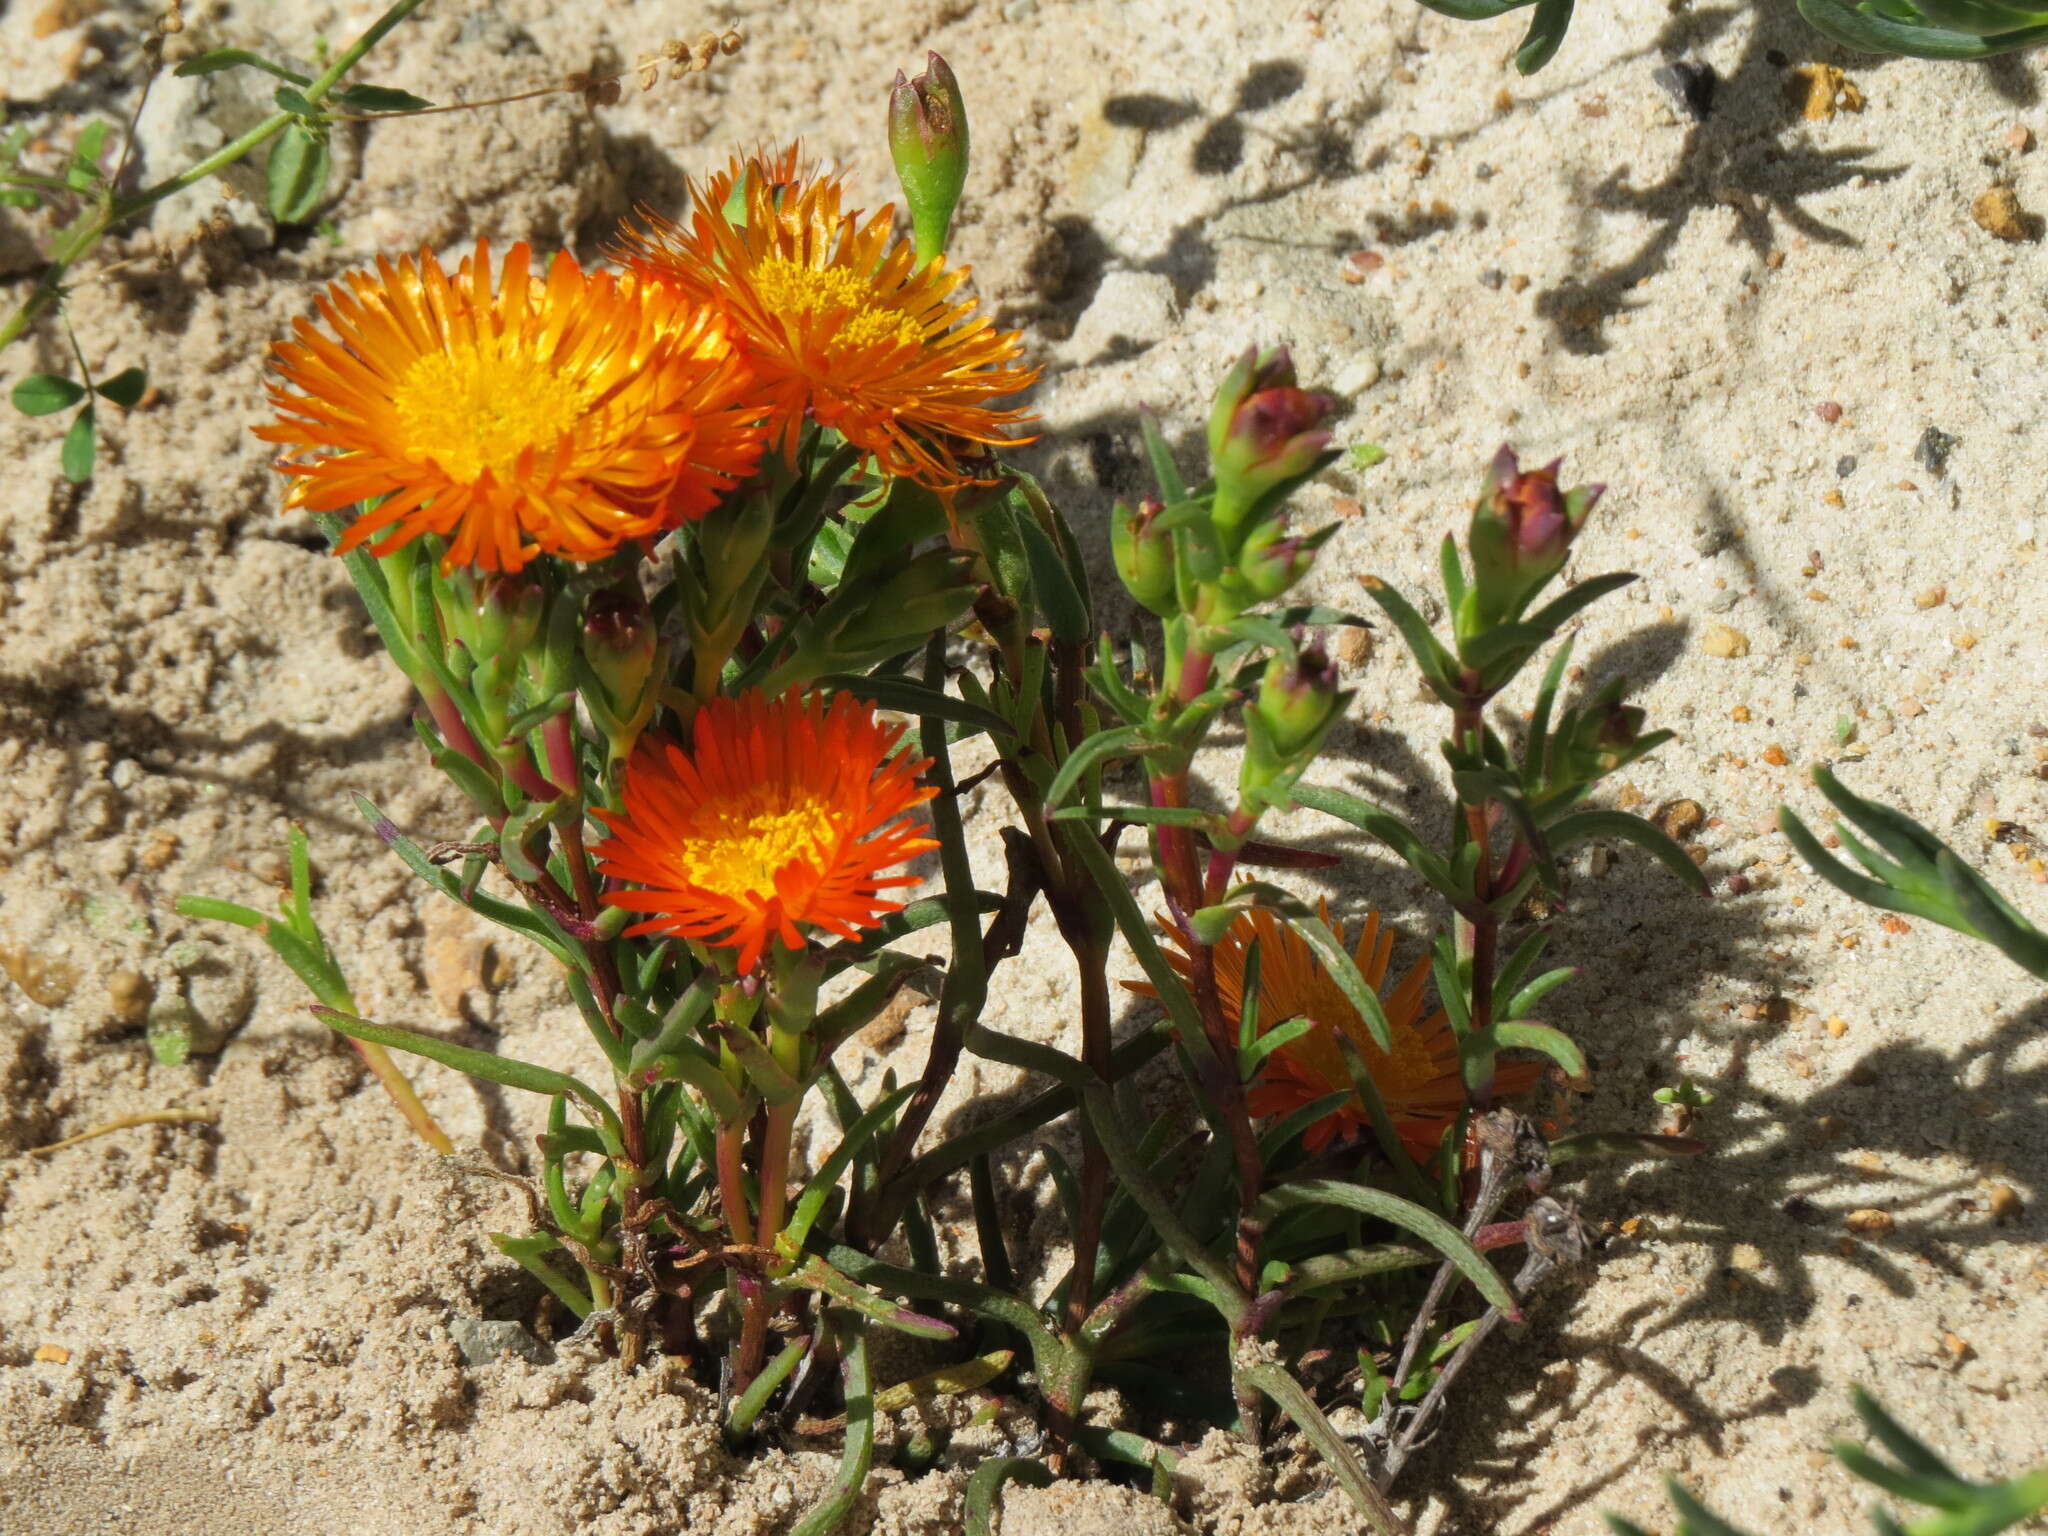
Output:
[
  {"left": 1348, "top": 442, "right": 1389, "bottom": 472},
  {"left": 317, "top": 218, "right": 342, "bottom": 245},
  {"left": 1836, "top": 715, "right": 1858, "bottom": 746},
  {"left": 1652, "top": 1079, "right": 1715, "bottom": 1109}
]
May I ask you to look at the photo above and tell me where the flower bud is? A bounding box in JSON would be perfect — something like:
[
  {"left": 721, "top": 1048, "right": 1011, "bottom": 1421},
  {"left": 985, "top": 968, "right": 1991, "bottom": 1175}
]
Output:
[
  {"left": 439, "top": 568, "right": 548, "bottom": 671},
  {"left": 1240, "top": 637, "right": 1349, "bottom": 807},
  {"left": 1466, "top": 446, "right": 1604, "bottom": 623},
  {"left": 889, "top": 52, "right": 969, "bottom": 264},
  {"left": 1112, "top": 499, "right": 1178, "bottom": 615},
  {"left": 1232, "top": 517, "right": 1334, "bottom": 603},
  {"left": 582, "top": 583, "right": 657, "bottom": 713},
  {"left": 1252, "top": 639, "right": 1343, "bottom": 761},
  {"left": 1561, "top": 693, "right": 1648, "bottom": 780},
  {"left": 1207, "top": 347, "right": 1339, "bottom": 540}
]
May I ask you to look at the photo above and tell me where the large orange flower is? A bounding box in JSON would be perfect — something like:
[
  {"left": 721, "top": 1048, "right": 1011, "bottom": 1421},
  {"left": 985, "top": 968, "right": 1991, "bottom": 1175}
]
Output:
[
  {"left": 615, "top": 148, "right": 1039, "bottom": 488},
  {"left": 1133, "top": 905, "right": 1543, "bottom": 1160},
  {"left": 257, "top": 240, "right": 770, "bottom": 573},
  {"left": 593, "top": 689, "right": 939, "bottom": 973}
]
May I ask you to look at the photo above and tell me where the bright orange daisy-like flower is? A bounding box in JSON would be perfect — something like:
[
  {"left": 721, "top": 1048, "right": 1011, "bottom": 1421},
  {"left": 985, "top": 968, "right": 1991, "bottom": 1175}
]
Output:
[
  {"left": 257, "top": 240, "right": 770, "bottom": 573},
  {"left": 615, "top": 147, "right": 1039, "bottom": 488},
  {"left": 1132, "top": 905, "right": 1543, "bottom": 1161},
  {"left": 593, "top": 689, "right": 939, "bottom": 973}
]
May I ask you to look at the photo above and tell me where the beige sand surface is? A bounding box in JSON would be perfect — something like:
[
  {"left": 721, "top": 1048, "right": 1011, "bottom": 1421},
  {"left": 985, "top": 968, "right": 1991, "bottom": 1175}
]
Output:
[{"left": 2, "top": 2, "right": 2044, "bottom": 1533}]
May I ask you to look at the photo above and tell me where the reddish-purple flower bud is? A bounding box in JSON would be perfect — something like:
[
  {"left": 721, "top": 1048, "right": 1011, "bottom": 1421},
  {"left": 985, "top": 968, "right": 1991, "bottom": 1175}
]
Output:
[
  {"left": 1481, "top": 446, "right": 1602, "bottom": 567},
  {"left": 1208, "top": 347, "right": 1339, "bottom": 536},
  {"left": 1467, "top": 445, "right": 1605, "bottom": 623}
]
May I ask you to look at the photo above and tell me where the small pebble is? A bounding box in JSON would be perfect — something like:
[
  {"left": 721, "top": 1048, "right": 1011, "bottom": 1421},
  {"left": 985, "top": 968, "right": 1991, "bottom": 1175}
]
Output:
[
  {"left": 1729, "top": 1242, "right": 1765, "bottom": 1271},
  {"left": 1845, "top": 1208, "right": 1895, "bottom": 1235},
  {"left": 1971, "top": 185, "right": 2035, "bottom": 242},
  {"left": 1478, "top": 267, "right": 1505, "bottom": 289},
  {"left": 1821, "top": 489, "right": 1845, "bottom": 508},
  {"left": 1335, "top": 627, "right": 1373, "bottom": 668},
  {"left": 1731, "top": 705, "right": 1752, "bottom": 722},
  {"left": 1475, "top": 161, "right": 1497, "bottom": 180},
  {"left": 1987, "top": 1184, "right": 2023, "bottom": 1222},
  {"left": 32, "top": 1344, "right": 71, "bottom": 1364},
  {"left": 1914, "top": 427, "right": 1958, "bottom": 476},
  {"left": 2008, "top": 124, "right": 2035, "bottom": 154},
  {"left": 106, "top": 969, "right": 153, "bottom": 1027},
  {"left": 1825, "top": 1016, "right": 1848, "bottom": 1037},
  {"left": 1835, "top": 455, "right": 1857, "bottom": 478},
  {"left": 1814, "top": 401, "right": 1842, "bottom": 423},
  {"left": 1507, "top": 273, "right": 1530, "bottom": 292},
  {"left": 1915, "top": 584, "right": 1947, "bottom": 609},
  {"left": 1763, "top": 745, "right": 1788, "bottom": 766},
  {"left": 1700, "top": 624, "right": 1751, "bottom": 658},
  {"left": 1941, "top": 1332, "right": 1972, "bottom": 1360},
  {"left": 1655, "top": 799, "right": 1706, "bottom": 841}
]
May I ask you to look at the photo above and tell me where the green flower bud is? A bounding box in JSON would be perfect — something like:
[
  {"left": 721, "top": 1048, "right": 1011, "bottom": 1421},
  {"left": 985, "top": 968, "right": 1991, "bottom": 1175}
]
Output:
[
  {"left": 1555, "top": 682, "right": 1656, "bottom": 786},
  {"left": 1112, "top": 498, "right": 1178, "bottom": 615},
  {"left": 1252, "top": 639, "right": 1343, "bottom": 761},
  {"left": 1239, "top": 636, "right": 1349, "bottom": 808},
  {"left": 1231, "top": 517, "right": 1335, "bottom": 603},
  {"left": 581, "top": 583, "right": 657, "bottom": 715},
  {"left": 441, "top": 569, "right": 548, "bottom": 660},
  {"left": 1465, "top": 445, "right": 1603, "bottom": 624},
  {"left": 889, "top": 52, "right": 969, "bottom": 265}
]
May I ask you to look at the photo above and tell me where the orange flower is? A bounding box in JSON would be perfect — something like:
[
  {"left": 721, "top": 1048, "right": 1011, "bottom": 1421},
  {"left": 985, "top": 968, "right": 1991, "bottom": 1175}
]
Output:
[
  {"left": 615, "top": 148, "right": 1039, "bottom": 488},
  {"left": 593, "top": 689, "right": 939, "bottom": 973},
  {"left": 257, "top": 240, "right": 770, "bottom": 573},
  {"left": 1132, "top": 905, "right": 1543, "bottom": 1160}
]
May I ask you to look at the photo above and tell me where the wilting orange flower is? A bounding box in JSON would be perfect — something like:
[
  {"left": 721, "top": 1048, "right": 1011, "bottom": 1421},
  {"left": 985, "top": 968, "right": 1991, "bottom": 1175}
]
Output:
[
  {"left": 1132, "top": 905, "right": 1543, "bottom": 1160},
  {"left": 593, "top": 689, "right": 939, "bottom": 973},
  {"left": 257, "top": 240, "right": 770, "bottom": 573},
  {"left": 616, "top": 147, "right": 1039, "bottom": 488}
]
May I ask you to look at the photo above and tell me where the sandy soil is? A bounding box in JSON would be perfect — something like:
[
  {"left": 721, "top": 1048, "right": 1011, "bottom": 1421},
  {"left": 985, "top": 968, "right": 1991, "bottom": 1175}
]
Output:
[{"left": 2, "top": 1, "right": 2045, "bottom": 1533}]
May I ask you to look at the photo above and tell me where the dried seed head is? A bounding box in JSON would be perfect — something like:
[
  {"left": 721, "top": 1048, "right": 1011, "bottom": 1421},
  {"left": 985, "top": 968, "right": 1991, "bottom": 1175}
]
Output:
[
  {"left": 721, "top": 28, "right": 745, "bottom": 54},
  {"left": 159, "top": 0, "right": 185, "bottom": 34}
]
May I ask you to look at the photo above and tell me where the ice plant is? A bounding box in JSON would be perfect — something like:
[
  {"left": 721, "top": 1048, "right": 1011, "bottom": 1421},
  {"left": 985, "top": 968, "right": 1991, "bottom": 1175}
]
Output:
[
  {"left": 617, "top": 148, "right": 1039, "bottom": 488},
  {"left": 257, "top": 241, "right": 770, "bottom": 572},
  {"left": 182, "top": 55, "right": 1753, "bottom": 1536},
  {"left": 593, "top": 689, "right": 938, "bottom": 974},
  {"left": 1137, "top": 907, "right": 1544, "bottom": 1158}
]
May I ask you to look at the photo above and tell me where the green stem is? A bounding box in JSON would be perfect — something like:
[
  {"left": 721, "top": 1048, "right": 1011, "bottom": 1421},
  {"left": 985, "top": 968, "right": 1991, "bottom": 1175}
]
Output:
[{"left": 3, "top": 0, "right": 431, "bottom": 351}]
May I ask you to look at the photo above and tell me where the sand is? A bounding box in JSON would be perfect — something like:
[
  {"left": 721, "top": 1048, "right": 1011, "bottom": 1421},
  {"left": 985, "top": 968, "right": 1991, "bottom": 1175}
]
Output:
[{"left": 2, "top": 1, "right": 2045, "bottom": 1533}]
